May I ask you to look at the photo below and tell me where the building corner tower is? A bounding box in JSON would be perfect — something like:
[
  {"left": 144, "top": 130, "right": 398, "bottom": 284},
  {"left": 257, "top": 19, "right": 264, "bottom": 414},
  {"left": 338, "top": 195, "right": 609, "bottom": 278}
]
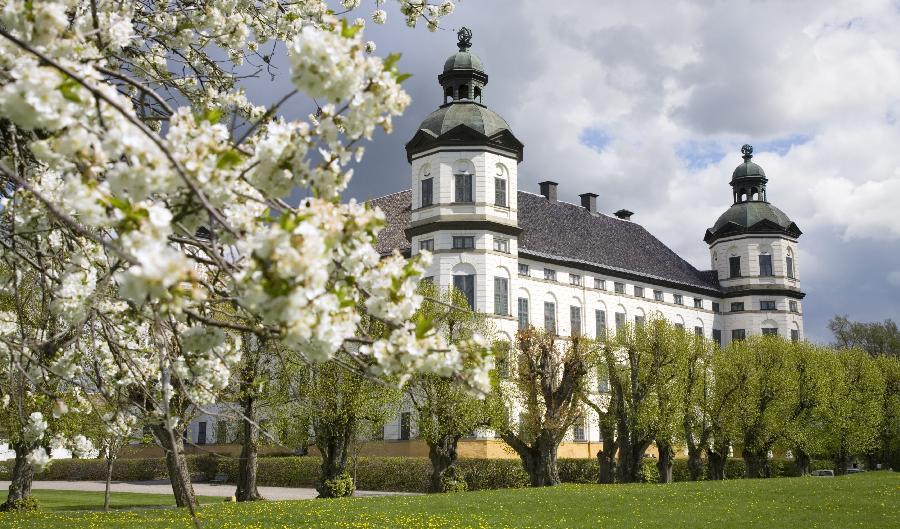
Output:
[{"left": 705, "top": 145, "right": 805, "bottom": 344}]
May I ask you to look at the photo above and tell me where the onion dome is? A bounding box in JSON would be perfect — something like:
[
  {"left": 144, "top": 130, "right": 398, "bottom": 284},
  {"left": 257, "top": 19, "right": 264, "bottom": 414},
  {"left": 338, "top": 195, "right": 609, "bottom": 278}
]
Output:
[
  {"left": 704, "top": 145, "right": 801, "bottom": 243},
  {"left": 406, "top": 28, "right": 523, "bottom": 163}
]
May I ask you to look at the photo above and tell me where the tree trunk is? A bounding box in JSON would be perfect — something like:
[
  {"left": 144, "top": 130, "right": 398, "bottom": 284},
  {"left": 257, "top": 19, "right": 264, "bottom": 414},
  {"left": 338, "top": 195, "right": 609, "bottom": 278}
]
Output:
[
  {"left": 596, "top": 443, "right": 616, "bottom": 484},
  {"left": 150, "top": 424, "right": 197, "bottom": 508},
  {"left": 236, "top": 393, "right": 263, "bottom": 501},
  {"left": 833, "top": 444, "right": 849, "bottom": 476},
  {"left": 616, "top": 438, "right": 650, "bottom": 483},
  {"left": 1, "top": 443, "right": 35, "bottom": 511},
  {"left": 428, "top": 434, "right": 461, "bottom": 493},
  {"left": 315, "top": 423, "right": 353, "bottom": 498},
  {"left": 743, "top": 448, "right": 771, "bottom": 479},
  {"left": 103, "top": 451, "right": 115, "bottom": 511},
  {"left": 686, "top": 445, "right": 704, "bottom": 481},
  {"left": 794, "top": 448, "right": 811, "bottom": 476},
  {"left": 706, "top": 445, "right": 727, "bottom": 480},
  {"left": 656, "top": 441, "right": 674, "bottom": 484},
  {"left": 504, "top": 431, "right": 560, "bottom": 487}
]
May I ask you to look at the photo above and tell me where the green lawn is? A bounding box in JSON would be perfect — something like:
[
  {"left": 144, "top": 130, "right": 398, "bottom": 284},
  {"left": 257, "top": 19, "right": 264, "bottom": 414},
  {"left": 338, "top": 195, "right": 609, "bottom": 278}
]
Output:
[
  {"left": 11, "top": 489, "right": 221, "bottom": 512},
  {"left": 1, "top": 472, "right": 897, "bottom": 529}
]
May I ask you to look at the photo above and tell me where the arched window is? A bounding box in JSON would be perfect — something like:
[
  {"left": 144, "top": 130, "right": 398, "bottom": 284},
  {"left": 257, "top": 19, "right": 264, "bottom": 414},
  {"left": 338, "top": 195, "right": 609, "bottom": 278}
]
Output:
[
  {"left": 786, "top": 248, "right": 795, "bottom": 279},
  {"left": 459, "top": 84, "right": 469, "bottom": 99},
  {"left": 444, "top": 86, "right": 453, "bottom": 103},
  {"left": 474, "top": 86, "right": 482, "bottom": 102}
]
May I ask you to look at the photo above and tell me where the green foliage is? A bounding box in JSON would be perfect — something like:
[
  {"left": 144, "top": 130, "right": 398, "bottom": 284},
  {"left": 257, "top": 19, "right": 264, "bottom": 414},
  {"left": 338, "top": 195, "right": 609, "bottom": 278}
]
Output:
[
  {"left": 0, "top": 496, "right": 38, "bottom": 512},
  {"left": 321, "top": 472, "right": 355, "bottom": 498},
  {"left": 438, "top": 466, "right": 468, "bottom": 493},
  {"left": 829, "top": 315, "right": 900, "bottom": 357}
]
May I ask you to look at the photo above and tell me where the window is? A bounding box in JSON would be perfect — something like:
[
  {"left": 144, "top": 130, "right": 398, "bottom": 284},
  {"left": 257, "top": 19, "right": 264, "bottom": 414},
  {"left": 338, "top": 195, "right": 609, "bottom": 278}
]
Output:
[
  {"left": 791, "top": 329, "right": 800, "bottom": 342},
  {"left": 452, "top": 236, "right": 475, "bottom": 249},
  {"left": 419, "top": 238, "right": 434, "bottom": 252},
  {"left": 730, "top": 302, "right": 745, "bottom": 312},
  {"left": 197, "top": 421, "right": 207, "bottom": 445},
  {"left": 453, "top": 274, "right": 475, "bottom": 309},
  {"left": 570, "top": 306, "right": 582, "bottom": 336},
  {"left": 570, "top": 274, "right": 582, "bottom": 286},
  {"left": 400, "top": 412, "right": 411, "bottom": 440},
  {"left": 786, "top": 255, "right": 795, "bottom": 279},
  {"left": 573, "top": 418, "right": 586, "bottom": 442},
  {"left": 595, "top": 310, "right": 606, "bottom": 337},
  {"left": 544, "top": 302, "right": 556, "bottom": 334},
  {"left": 760, "top": 300, "right": 776, "bottom": 311},
  {"left": 518, "top": 298, "right": 529, "bottom": 330},
  {"left": 494, "top": 277, "right": 509, "bottom": 316},
  {"left": 496, "top": 343, "right": 510, "bottom": 378},
  {"left": 598, "top": 374, "right": 610, "bottom": 393},
  {"left": 635, "top": 315, "right": 646, "bottom": 327},
  {"left": 495, "top": 177, "right": 507, "bottom": 207},
  {"left": 493, "top": 238, "right": 509, "bottom": 253},
  {"left": 654, "top": 290, "right": 664, "bottom": 302},
  {"left": 694, "top": 298, "right": 703, "bottom": 309},
  {"left": 732, "top": 329, "right": 746, "bottom": 341},
  {"left": 615, "top": 312, "right": 626, "bottom": 330},
  {"left": 729, "top": 256, "right": 741, "bottom": 278},
  {"left": 421, "top": 177, "right": 433, "bottom": 207},
  {"left": 759, "top": 254, "right": 773, "bottom": 276},
  {"left": 712, "top": 329, "right": 722, "bottom": 346},
  {"left": 614, "top": 282, "right": 625, "bottom": 294},
  {"left": 634, "top": 286, "right": 644, "bottom": 298},
  {"left": 674, "top": 294, "right": 684, "bottom": 305},
  {"left": 712, "top": 302, "right": 721, "bottom": 313},
  {"left": 694, "top": 326, "right": 703, "bottom": 337},
  {"left": 789, "top": 300, "right": 798, "bottom": 313},
  {"left": 595, "top": 278, "right": 606, "bottom": 290},
  {"left": 544, "top": 268, "right": 557, "bottom": 281},
  {"left": 454, "top": 172, "right": 473, "bottom": 203},
  {"left": 762, "top": 327, "right": 778, "bottom": 336},
  {"left": 518, "top": 263, "right": 529, "bottom": 276}
]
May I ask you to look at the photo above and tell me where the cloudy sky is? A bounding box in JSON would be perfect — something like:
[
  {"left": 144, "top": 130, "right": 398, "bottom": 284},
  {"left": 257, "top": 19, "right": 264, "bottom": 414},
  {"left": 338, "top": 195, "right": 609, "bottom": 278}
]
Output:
[{"left": 255, "top": 0, "right": 900, "bottom": 342}]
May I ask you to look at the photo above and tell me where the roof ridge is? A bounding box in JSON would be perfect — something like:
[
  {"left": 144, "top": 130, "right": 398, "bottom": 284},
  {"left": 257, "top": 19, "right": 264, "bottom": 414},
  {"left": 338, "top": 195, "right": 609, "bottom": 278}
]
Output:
[
  {"left": 367, "top": 188, "right": 411, "bottom": 202},
  {"left": 516, "top": 190, "right": 634, "bottom": 223}
]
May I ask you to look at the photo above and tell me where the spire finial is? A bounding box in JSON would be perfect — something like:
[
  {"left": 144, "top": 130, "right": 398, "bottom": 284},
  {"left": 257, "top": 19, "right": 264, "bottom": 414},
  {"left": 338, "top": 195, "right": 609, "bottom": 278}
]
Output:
[
  {"left": 457, "top": 27, "right": 472, "bottom": 51},
  {"left": 741, "top": 144, "right": 753, "bottom": 161}
]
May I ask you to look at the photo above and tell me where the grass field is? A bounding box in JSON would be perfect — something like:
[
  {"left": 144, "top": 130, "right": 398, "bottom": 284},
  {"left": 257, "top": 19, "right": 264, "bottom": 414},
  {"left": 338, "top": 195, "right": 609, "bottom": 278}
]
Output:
[
  {"left": 14, "top": 489, "right": 221, "bottom": 512},
  {"left": 0, "top": 472, "right": 896, "bottom": 529}
]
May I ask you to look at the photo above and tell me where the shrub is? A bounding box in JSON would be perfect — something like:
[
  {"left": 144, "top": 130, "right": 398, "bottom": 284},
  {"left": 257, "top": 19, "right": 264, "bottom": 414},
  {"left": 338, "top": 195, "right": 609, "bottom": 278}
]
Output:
[
  {"left": 557, "top": 459, "right": 598, "bottom": 484},
  {"left": 439, "top": 466, "right": 468, "bottom": 493},
  {"left": 640, "top": 458, "right": 660, "bottom": 483},
  {"left": 457, "top": 458, "right": 528, "bottom": 491},
  {"left": 320, "top": 472, "right": 355, "bottom": 498},
  {"left": 0, "top": 496, "right": 39, "bottom": 512}
]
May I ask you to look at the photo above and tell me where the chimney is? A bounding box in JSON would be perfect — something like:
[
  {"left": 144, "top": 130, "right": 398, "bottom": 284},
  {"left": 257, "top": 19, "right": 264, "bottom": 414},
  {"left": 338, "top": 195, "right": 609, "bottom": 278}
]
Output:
[
  {"left": 539, "top": 181, "right": 558, "bottom": 202},
  {"left": 579, "top": 192, "right": 598, "bottom": 213},
  {"left": 614, "top": 209, "right": 634, "bottom": 221}
]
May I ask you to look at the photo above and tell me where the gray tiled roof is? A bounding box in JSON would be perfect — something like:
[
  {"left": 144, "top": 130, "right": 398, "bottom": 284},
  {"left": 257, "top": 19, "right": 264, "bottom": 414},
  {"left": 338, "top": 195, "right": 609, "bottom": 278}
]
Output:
[{"left": 369, "top": 189, "right": 722, "bottom": 293}]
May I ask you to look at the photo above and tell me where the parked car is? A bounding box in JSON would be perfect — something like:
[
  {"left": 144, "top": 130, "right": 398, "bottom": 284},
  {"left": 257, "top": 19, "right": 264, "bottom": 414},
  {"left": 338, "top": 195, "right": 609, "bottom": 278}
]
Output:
[
  {"left": 811, "top": 469, "right": 834, "bottom": 477},
  {"left": 846, "top": 468, "right": 865, "bottom": 474}
]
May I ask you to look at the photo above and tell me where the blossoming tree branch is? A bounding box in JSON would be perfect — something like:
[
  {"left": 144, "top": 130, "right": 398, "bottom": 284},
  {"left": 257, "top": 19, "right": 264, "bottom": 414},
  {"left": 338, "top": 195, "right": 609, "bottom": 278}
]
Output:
[{"left": 0, "top": 0, "right": 485, "bottom": 513}]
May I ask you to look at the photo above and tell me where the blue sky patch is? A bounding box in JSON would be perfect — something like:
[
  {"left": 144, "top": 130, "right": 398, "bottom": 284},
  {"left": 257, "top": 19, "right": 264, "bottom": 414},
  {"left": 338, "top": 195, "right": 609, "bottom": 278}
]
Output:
[{"left": 579, "top": 127, "right": 612, "bottom": 152}]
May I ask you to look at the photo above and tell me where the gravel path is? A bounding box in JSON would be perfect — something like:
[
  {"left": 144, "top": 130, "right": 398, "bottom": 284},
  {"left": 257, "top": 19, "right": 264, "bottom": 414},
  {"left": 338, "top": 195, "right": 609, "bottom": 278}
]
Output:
[{"left": 0, "top": 480, "right": 416, "bottom": 501}]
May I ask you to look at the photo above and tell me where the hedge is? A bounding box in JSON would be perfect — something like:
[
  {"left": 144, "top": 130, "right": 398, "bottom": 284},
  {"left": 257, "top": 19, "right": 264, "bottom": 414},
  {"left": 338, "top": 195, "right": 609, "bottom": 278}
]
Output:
[{"left": 1, "top": 454, "right": 840, "bottom": 493}]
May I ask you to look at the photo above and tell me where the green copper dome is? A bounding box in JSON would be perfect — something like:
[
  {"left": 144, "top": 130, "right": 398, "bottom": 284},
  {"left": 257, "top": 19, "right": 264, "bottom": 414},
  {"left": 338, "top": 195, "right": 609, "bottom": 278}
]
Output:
[
  {"left": 732, "top": 159, "right": 766, "bottom": 179},
  {"left": 711, "top": 201, "right": 793, "bottom": 233},
  {"left": 443, "top": 51, "right": 484, "bottom": 73},
  {"left": 418, "top": 102, "right": 510, "bottom": 137}
]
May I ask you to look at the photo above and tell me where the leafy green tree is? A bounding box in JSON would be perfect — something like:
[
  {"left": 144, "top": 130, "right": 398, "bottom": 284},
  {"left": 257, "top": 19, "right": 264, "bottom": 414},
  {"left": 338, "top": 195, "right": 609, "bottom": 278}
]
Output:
[
  {"left": 820, "top": 348, "right": 885, "bottom": 474},
  {"left": 829, "top": 315, "right": 899, "bottom": 357},
  {"left": 874, "top": 355, "right": 900, "bottom": 470},
  {"left": 727, "top": 336, "right": 796, "bottom": 478},
  {"left": 407, "top": 282, "right": 501, "bottom": 493},
  {"left": 599, "top": 317, "right": 685, "bottom": 483},
  {"left": 681, "top": 333, "right": 716, "bottom": 481},
  {"left": 301, "top": 357, "right": 401, "bottom": 497},
  {"left": 779, "top": 341, "right": 832, "bottom": 475},
  {"left": 705, "top": 344, "right": 748, "bottom": 480},
  {"left": 494, "top": 328, "right": 589, "bottom": 486}
]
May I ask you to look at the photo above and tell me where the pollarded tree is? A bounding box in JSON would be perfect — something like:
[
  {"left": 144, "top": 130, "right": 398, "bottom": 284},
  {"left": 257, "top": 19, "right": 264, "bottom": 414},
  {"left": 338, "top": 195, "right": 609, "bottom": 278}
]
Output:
[
  {"left": 728, "top": 336, "right": 796, "bottom": 479},
  {"left": 705, "top": 345, "right": 747, "bottom": 480},
  {"left": 302, "top": 357, "right": 402, "bottom": 498},
  {"left": 407, "top": 282, "right": 502, "bottom": 493},
  {"left": 820, "top": 348, "right": 885, "bottom": 474},
  {"left": 779, "top": 341, "right": 832, "bottom": 476},
  {"left": 874, "top": 355, "right": 900, "bottom": 470},
  {"left": 651, "top": 323, "right": 691, "bottom": 483},
  {"left": 681, "top": 332, "right": 716, "bottom": 481},
  {"left": 495, "top": 328, "right": 590, "bottom": 487},
  {"left": 600, "top": 316, "right": 684, "bottom": 483}
]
